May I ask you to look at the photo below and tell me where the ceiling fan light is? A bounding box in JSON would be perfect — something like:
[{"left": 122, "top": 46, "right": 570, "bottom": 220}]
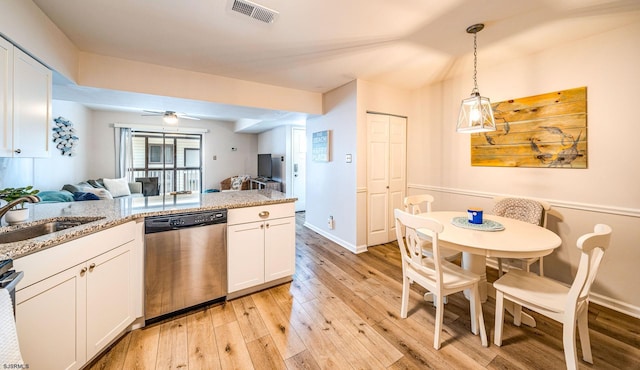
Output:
[
  {"left": 456, "top": 92, "right": 496, "bottom": 133},
  {"left": 163, "top": 113, "right": 178, "bottom": 124}
]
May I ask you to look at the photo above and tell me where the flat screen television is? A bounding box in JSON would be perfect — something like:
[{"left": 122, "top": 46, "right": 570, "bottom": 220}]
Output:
[{"left": 257, "top": 154, "right": 272, "bottom": 179}]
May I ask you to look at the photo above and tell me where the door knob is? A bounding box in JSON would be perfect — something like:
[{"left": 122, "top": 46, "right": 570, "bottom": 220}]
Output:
[{"left": 14, "top": 149, "right": 21, "bottom": 154}]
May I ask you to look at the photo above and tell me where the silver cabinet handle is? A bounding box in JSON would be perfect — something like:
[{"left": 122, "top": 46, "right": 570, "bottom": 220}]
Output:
[
  {"left": 259, "top": 211, "right": 270, "bottom": 218},
  {"left": 14, "top": 149, "right": 21, "bottom": 154}
]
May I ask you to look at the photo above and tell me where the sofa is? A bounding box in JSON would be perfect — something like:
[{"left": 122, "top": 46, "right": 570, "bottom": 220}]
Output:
[
  {"left": 220, "top": 175, "right": 251, "bottom": 191},
  {"left": 38, "top": 178, "right": 143, "bottom": 203}
]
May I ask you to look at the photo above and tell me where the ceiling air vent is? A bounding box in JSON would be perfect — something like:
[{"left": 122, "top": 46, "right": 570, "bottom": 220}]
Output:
[{"left": 230, "top": 0, "right": 279, "bottom": 24}]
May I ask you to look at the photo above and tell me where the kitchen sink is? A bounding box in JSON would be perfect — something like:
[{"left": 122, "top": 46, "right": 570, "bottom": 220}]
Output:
[{"left": 0, "top": 217, "right": 105, "bottom": 244}]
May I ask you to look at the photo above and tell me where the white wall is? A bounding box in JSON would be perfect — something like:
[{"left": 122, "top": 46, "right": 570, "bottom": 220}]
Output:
[
  {"left": 0, "top": 0, "right": 78, "bottom": 82},
  {"left": 258, "top": 126, "right": 290, "bottom": 194},
  {"left": 33, "top": 100, "right": 92, "bottom": 190},
  {"left": 410, "top": 19, "right": 640, "bottom": 316},
  {"left": 86, "top": 110, "right": 258, "bottom": 190},
  {"left": 305, "top": 81, "right": 358, "bottom": 250}
]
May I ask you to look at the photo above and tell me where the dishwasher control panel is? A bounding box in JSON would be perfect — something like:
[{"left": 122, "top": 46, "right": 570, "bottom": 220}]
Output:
[{"left": 145, "top": 209, "right": 227, "bottom": 234}]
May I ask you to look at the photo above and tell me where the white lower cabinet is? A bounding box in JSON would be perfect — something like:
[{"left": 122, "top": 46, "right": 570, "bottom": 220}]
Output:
[
  {"left": 227, "top": 203, "right": 295, "bottom": 293},
  {"left": 86, "top": 244, "right": 133, "bottom": 359},
  {"left": 15, "top": 261, "right": 85, "bottom": 370},
  {"left": 14, "top": 222, "right": 138, "bottom": 370}
]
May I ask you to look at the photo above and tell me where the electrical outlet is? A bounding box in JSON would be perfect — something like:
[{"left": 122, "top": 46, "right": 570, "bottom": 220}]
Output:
[{"left": 328, "top": 215, "right": 334, "bottom": 229}]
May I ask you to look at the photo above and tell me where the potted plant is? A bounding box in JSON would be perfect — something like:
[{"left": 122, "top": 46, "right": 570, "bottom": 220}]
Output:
[{"left": 0, "top": 186, "right": 40, "bottom": 225}]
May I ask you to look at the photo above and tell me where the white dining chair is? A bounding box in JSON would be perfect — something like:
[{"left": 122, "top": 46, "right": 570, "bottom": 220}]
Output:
[
  {"left": 394, "top": 209, "right": 488, "bottom": 350},
  {"left": 493, "top": 224, "right": 613, "bottom": 370},
  {"left": 404, "top": 195, "right": 461, "bottom": 263},
  {"left": 492, "top": 196, "right": 551, "bottom": 276}
]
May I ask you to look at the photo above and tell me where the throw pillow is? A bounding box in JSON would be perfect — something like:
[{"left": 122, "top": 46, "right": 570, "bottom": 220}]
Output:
[
  {"left": 87, "top": 179, "right": 106, "bottom": 189},
  {"left": 230, "top": 176, "right": 243, "bottom": 190},
  {"left": 82, "top": 187, "right": 114, "bottom": 200},
  {"left": 38, "top": 190, "right": 75, "bottom": 203},
  {"left": 73, "top": 192, "right": 101, "bottom": 201},
  {"left": 62, "top": 182, "right": 91, "bottom": 193},
  {"left": 103, "top": 177, "right": 132, "bottom": 197}
]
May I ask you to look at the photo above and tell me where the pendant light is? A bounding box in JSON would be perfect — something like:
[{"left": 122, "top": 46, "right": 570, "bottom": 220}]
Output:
[{"left": 456, "top": 23, "right": 496, "bottom": 133}]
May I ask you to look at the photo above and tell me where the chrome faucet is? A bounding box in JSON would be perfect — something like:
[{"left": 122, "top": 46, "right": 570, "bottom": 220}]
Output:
[{"left": 0, "top": 195, "right": 40, "bottom": 221}]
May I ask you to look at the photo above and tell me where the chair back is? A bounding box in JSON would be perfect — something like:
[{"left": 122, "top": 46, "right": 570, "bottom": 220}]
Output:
[
  {"left": 394, "top": 209, "right": 445, "bottom": 281},
  {"left": 567, "top": 224, "right": 613, "bottom": 311},
  {"left": 403, "top": 194, "right": 435, "bottom": 215},
  {"left": 492, "top": 197, "right": 550, "bottom": 226}
]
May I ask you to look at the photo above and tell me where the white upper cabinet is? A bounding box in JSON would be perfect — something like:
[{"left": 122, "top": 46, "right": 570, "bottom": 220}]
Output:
[
  {"left": 0, "top": 37, "right": 13, "bottom": 157},
  {"left": 0, "top": 36, "right": 52, "bottom": 158}
]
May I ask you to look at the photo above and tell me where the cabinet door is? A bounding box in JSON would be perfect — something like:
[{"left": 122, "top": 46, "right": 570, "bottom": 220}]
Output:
[
  {"left": 264, "top": 217, "right": 296, "bottom": 282},
  {"left": 0, "top": 37, "right": 12, "bottom": 156},
  {"left": 86, "top": 243, "right": 134, "bottom": 359},
  {"left": 16, "top": 264, "right": 87, "bottom": 370},
  {"left": 227, "top": 221, "right": 265, "bottom": 293},
  {"left": 13, "top": 48, "right": 51, "bottom": 157}
]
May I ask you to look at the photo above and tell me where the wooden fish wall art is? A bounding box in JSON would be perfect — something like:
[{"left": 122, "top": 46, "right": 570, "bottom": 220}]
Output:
[{"left": 471, "top": 87, "right": 587, "bottom": 168}]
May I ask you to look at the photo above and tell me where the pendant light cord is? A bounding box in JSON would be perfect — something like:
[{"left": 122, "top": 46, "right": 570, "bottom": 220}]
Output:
[{"left": 472, "top": 31, "right": 479, "bottom": 94}]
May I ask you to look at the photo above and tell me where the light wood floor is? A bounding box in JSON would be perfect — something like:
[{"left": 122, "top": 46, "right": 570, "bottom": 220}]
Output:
[{"left": 88, "top": 212, "right": 640, "bottom": 369}]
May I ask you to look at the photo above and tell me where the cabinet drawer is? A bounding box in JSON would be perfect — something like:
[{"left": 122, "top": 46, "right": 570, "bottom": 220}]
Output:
[
  {"left": 228, "top": 202, "right": 295, "bottom": 225},
  {"left": 14, "top": 221, "right": 136, "bottom": 289}
]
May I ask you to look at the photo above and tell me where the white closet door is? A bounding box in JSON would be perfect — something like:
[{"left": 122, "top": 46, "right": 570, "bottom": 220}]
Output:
[
  {"left": 366, "top": 113, "right": 406, "bottom": 246},
  {"left": 388, "top": 115, "right": 407, "bottom": 241}
]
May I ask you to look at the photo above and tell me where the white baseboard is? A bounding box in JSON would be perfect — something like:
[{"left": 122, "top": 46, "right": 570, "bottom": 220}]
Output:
[{"left": 303, "top": 222, "right": 368, "bottom": 254}]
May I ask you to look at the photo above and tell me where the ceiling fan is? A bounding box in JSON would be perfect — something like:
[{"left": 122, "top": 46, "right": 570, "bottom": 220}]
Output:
[{"left": 142, "top": 110, "right": 200, "bottom": 124}]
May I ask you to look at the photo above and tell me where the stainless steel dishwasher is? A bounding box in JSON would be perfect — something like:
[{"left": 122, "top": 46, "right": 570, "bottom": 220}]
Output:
[{"left": 144, "top": 209, "right": 227, "bottom": 324}]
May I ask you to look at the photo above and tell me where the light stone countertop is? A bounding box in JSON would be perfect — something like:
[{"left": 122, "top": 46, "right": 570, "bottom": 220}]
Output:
[{"left": 0, "top": 190, "right": 296, "bottom": 260}]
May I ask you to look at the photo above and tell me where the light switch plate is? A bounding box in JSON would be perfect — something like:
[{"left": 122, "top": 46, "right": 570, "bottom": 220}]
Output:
[{"left": 346, "top": 154, "right": 352, "bottom": 163}]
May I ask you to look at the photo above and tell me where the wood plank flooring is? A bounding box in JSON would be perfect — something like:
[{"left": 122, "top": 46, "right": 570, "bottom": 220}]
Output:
[{"left": 88, "top": 212, "right": 640, "bottom": 369}]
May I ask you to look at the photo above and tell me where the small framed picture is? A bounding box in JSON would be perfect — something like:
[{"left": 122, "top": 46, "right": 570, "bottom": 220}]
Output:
[{"left": 312, "top": 130, "right": 330, "bottom": 162}]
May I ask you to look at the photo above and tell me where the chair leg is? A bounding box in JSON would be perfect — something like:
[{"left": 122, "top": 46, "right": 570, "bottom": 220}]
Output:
[
  {"left": 433, "top": 295, "right": 444, "bottom": 350},
  {"left": 497, "top": 258, "right": 504, "bottom": 277},
  {"left": 563, "top": 315, "right": 579, "bottom": 370},
  {"left": 494, "top": 290, "right": 505, "bottom": 346},
  {"left": 539, "top": 257, "right": 544, "bottom": 277},
  {"left": 577, "top": 305, "right": 593, "bottom": 364},
  {"left": 400, "top": 277, "right": 410, "bottom": 318},
  {"left": 473, "top": 285, "right": 488, "bottom": 347}
]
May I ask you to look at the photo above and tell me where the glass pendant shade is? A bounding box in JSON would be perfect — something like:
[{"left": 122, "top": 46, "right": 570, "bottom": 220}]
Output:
[
  {"left": 456, "top": 23, "right": 495, "bottom": 133},
  {"left": 456, "top": 91, "right": 496, "bottom": 133}
]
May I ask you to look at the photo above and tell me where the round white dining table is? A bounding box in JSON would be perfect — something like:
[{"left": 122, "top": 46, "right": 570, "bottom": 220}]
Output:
[
  {"left": 417, "top": 211, "right": 562, "bottom": 328},
  {"left": 418, "top": 211, "right": 562, "bottom": 300}
]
